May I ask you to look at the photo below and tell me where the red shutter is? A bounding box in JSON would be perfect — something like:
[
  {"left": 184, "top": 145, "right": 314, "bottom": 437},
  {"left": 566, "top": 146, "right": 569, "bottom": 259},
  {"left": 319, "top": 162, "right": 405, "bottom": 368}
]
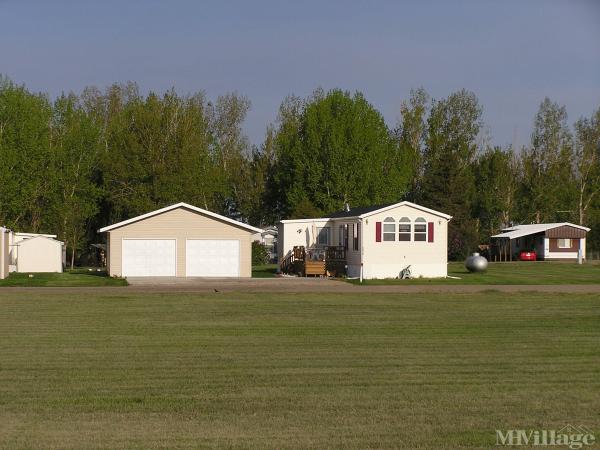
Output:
[
  {"left": 376, "top": 222, "right": 382, "bottom": 242},
  {"left": 428, "top": 222, "right": 434, "bottom": 242}
]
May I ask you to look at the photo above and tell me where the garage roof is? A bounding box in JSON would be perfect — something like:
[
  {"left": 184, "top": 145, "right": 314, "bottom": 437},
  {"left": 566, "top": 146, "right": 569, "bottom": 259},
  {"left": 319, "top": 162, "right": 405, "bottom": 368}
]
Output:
[
  {"left": 491, "top": 222, "right": 590, "bottom": 239},
  {"left": 98, "top": 202, "right": 263, "bottom": 233}
]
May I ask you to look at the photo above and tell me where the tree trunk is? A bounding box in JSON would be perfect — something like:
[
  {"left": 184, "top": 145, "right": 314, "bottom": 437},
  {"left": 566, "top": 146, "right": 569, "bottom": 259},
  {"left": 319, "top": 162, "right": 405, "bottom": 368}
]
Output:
[
  {"left": 70, "top": 238, "right": 76, "bottom": 270},
  {"left": 579, "top": 192, "right": 584, "bottom": 225}
]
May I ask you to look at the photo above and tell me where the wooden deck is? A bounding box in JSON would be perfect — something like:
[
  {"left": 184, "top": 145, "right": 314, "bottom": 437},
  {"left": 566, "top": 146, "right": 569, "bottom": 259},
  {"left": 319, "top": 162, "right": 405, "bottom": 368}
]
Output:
[
  {"left": 305, "top": 260, "right": 326, "bottom": 276},
  {"left": 280, "top": 246, "right": 346, "bottom": 277}
]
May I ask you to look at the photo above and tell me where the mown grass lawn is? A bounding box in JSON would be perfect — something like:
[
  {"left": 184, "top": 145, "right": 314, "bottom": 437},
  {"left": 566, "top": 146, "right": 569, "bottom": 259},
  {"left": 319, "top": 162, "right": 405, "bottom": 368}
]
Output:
[
  {"left": 0, "top": 269, "right": 127, "bottom": 286},
  {"left": 0, "top": 290, "right": 598, "bottom": 448},
  {"left": 251, "top": 263, "right": 278, "bottom": 278},
  {"left": 349, "top": 261, "right": 600, "bottom": 285}
]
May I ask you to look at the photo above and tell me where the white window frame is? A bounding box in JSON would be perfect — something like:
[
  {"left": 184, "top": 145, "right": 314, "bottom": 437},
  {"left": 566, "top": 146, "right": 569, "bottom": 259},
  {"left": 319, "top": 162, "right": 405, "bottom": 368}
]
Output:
[
  {"left": 414, "top": 217, "right": 427, "bottom": 242},
  {"left": 557, "top": 238, "right": 571, "bottom": 249},
  {"left": 383, "top": 217, "right": 396, "bottom": 242},
  {"left": 399, "top": 217, "right": 411, "bottom": 242}
]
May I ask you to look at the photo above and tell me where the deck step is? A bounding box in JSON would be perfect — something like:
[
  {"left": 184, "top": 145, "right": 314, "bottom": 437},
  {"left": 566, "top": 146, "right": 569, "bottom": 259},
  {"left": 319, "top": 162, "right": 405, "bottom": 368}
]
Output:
[{"left": 305, "top": 260, "right": 326, "bottom": 276}]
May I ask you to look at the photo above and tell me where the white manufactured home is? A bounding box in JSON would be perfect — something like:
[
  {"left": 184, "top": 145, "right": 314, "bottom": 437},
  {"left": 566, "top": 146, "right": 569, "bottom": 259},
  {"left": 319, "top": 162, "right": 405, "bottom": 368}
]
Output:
[{"left": 278, "top": 201, "right": 451, "bottom": 279}]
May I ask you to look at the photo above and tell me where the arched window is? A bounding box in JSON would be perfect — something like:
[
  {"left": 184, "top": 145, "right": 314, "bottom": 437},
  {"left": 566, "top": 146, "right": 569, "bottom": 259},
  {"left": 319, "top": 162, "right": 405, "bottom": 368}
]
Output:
[
  {"left": 399, "top": 217, "right": 411, "bottom": 241},
  {"left": 414, "top": 217, "right": 427, "bottom": 241},
  {"left": 383, "top": 217, "right": 396, "bottom": 241}
]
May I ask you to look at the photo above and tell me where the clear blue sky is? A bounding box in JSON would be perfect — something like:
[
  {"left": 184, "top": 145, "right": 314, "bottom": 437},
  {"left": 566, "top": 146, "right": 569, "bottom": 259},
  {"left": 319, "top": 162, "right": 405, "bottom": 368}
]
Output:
[{"left": 1, "top": 0, "right": 599, "bottom": 149}]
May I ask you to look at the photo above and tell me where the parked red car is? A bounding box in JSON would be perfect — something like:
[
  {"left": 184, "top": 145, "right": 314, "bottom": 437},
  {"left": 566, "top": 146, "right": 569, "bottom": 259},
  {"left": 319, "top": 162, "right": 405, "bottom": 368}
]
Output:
[{"left": 519, "top": 251, "right": 537, "bottom": 261}]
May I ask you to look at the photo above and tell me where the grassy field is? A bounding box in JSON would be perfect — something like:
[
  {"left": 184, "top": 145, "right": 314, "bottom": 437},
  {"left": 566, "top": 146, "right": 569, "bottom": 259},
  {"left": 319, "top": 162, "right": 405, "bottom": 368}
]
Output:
[
  {"left": 349, "top": 261, "right": 600, "bottom": 285},
  {"left": 0, "top": 290, "right": 598, "bottom": 448},
  {"left": 0, "top": 269, "right": 127, "bottom": 286},
  {"left": 251, "top": 264, "right": 278, "bottom": 278}
]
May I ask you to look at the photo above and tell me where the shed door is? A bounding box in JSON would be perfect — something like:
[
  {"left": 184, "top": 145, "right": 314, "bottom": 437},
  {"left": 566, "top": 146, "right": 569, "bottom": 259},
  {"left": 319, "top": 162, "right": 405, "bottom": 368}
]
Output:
[
  {"left": 186, "top": 239, "right": 240, "bottom": 277},
  {"left": 122, "top": 239, "right": 176, "bottom": 277}
]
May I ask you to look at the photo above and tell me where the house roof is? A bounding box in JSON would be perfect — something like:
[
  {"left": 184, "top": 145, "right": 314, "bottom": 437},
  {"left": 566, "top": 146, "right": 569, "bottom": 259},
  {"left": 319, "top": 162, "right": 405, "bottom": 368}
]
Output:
[
  {"left": 327, "top": 204, "right": 392, "bottom": 218},
  {"left": 491, "top": 222, "right": 590, "bottom": 240},
  {"left": 254, "top": 226, "right": 278, "bottom": 236},
  {"left": 280, "top": 201, "right": 451, "bottom": 223},
  {"left": 98, "top": 202, "right": 263, "bottom": 233},
  {"left": 358, "top": 201, "right": 452, "bottom": 220}
]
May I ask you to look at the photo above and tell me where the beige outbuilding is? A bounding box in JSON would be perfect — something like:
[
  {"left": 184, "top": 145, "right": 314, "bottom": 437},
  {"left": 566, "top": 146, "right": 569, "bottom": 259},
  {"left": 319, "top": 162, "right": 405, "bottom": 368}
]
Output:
[
  {"left": 7, "top": 232, "right": 65, "bottom": 273},
  {"left": 12, "top": 235, "right": 64, "bottom": 273},
  {"left": 0, "top": 229, "right": 65, "bottom": 275},
  {"left": 99, "top": 202, "right": 262, "bottom": 278}
]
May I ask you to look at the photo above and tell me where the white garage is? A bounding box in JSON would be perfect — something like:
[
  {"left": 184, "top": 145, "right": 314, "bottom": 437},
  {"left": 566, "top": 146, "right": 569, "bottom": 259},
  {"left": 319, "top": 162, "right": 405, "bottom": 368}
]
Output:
[
  {"left": 122, "top": 239, "right": 176, "bottom": 277},
  {"left": 99, "top": 202, "right": 262, "bottom": 278}
]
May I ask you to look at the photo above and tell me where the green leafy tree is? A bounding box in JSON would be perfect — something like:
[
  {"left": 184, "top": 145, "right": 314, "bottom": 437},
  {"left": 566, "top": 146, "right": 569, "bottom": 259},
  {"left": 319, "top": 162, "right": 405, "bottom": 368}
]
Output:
[
  {"left": 395, "top": 88, "right": 429, "bottom": 199},
  {"left": 271, "top": 89, "right": 410, "bottom": 217},
  {"left": 473, "top": 146, "right": 519, "bottom": 240},
  {"left": 520, "top": 98, "right": 575, "bottom": 223},
  {"left": 234, "top": 126, "right": 277, "bottom": 225},
  {"left": 99, "top": 88, "right": 224, "bottom": 223},
  {"left": 207, "top": 92, "right": 252, "bottom": 217},
  {"left": 0, "top": 77, "right": 53, "bottom": 231},
  {"left": 419, "top": 89, "right": 483, "bottom": 259},
  {"left": 49, "top": 93, "right": 102, "bottom": 268},
  {"left": 574, "top": 107, "right": 600, "bottom": 252},
  {"left": 268, "top": 95, "right": 304, "bottom": 218},
  {"left": 573, "top": 107, "right": 600, "bottom": 226}
]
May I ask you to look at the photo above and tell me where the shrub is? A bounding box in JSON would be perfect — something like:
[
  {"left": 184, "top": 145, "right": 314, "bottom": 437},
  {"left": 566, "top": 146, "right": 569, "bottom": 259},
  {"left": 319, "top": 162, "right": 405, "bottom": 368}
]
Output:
[{"left": 252, "top": 241, "right": 269, "bottom": 265}]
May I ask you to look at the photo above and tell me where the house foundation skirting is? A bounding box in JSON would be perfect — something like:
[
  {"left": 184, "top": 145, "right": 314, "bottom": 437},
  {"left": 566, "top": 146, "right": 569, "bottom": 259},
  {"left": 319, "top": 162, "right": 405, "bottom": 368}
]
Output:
[{"left": 358, "top": 262, "right": 447, "bottom": 279}]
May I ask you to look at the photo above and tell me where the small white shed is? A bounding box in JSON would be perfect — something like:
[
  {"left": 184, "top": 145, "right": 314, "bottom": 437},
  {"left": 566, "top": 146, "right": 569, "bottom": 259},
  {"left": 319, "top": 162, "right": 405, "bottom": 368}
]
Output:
[{"left": 10, "top": 233, "right": 65, "bottom": 273}]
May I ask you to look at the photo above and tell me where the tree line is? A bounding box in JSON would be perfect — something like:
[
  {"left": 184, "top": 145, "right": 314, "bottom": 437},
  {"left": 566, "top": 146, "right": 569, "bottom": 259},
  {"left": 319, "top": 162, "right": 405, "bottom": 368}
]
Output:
[{"left": 0, "top": 76, "right": 598, "bottom": 265}]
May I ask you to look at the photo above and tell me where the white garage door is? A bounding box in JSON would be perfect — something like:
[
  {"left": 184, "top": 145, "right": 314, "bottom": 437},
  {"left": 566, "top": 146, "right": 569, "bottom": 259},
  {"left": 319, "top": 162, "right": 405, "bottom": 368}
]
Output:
[
  {"left": 122, "top": 239, "right": 176, "bottom": 276},
  {"left": 186, "top": 239, "right": 240, "bottom": 277}
]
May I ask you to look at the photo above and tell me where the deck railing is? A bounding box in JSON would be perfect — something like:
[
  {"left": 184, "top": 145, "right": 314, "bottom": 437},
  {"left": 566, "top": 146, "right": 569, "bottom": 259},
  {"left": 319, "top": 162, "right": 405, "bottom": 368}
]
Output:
[
  {"left": 280, "top": 246, "right": 306, "bottom": 274},
  {"left": 326, "top": 246, "right": 346, "bottom": 261},
  {"left": 280, "top": 245, "right": 346, "bottom": 276}
]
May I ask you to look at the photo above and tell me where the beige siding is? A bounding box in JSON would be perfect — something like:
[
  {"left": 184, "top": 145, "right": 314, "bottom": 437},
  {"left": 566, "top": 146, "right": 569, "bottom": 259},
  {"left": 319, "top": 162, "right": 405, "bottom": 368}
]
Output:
[
  {"left": 278, "top": 219, "right": 361, "bottom": 269},
  {"left": 278, "top": 219, "right": 332, "bottom": 262},
  {"left": 16, "top": 237, "right": 63, "bottom": 273},
  {"left": 107, "top": 207, "right": 253, "bottom": 277}
]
